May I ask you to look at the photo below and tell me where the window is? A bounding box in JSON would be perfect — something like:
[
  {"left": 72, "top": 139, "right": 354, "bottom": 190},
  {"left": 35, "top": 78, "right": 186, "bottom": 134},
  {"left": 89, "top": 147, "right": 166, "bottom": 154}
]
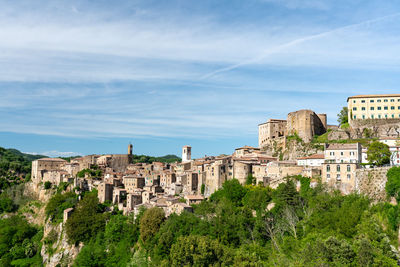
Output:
[
  {"left": 378, "top": 107, "right": 382, "bottom": 110},
  {"left": 384, "top": 99, "right": 388, "bottom": 102},
  {"left": 353, "top": 107, "right": 357, "bottom": 111},
  {"left": 378, "top": 114, "right": 382, "bottom": 118},
  {"left": 353, "top": 100, "right": 356, "bottom": 103},
  {"left": 362, "top": 107, "right": 366, "bottom": 111},
  {"left": 377, "top": 99, "right": 381, "bottom": 102},
  {"left": 337, "top": 165, "right": 340, "bottom": 172},
  {"left": 341, "top": 152, "right": 344, "bottom": 156},
  {"left": 391, "top": 99, "right": 395, "bottom": 102},
  {"left": 393, "top": 114, "right": 395, "bottom": 118},
  {"left": 391, "top": 106, "right": 395, "bottom": 110},
  {"left": 336, "top": 174, "right": 341, "bottom": 180},
  {"left": 370, "top": 107, "right": 374, "bottom": 110},
  {"left": 327, "top": 174, "right": 330, "bottom": 179},
  {"left": 347, "top": 174, "right": 351, "bottom": 180},
  {"left": 384, "top": 106, "right": 388, "bottom": 110},
  {"left": 361, "top": 100, "right": 365, "bottom": 103},
  {"left": 354, "top": 115, "right": 356, "bottom": 119},
  {"left": 371, "top": 115, "right": 374, "bottom": 119},
  {"left": 398, "top": 106, "right": 400, "bottom": 110},
  {"left": 330, "top": 152, "right": 334, "bottom": 156},
  {"left": 350, "top": 152, "right": 355, "bottom": 156},
  {"left": 327, "top": 165, "right": 330, "bottom": 172},
  {"left": 370, "top": 100, "right": 374, "bottom": 103},
  {"left": 347, "top": 165, "right": 351, "bottom": 172},
  {"left": 362, "top": 115, "right": 365, "bottom": 119}
]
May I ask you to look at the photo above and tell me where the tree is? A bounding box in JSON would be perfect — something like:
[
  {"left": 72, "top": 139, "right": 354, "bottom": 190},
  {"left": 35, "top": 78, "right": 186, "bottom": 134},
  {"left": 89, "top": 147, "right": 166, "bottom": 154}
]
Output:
[
  {"left": 367, "top": 141, "right": 391, "bottom": 166},
  {"left": 44, "top": 181, "right": 52, "bottom": 189},
  {"left": 169, "top": 235, "right": 233, "bottom": 266},
  {"left": 45, "top": 192, "right": 77, "bottom": 223},
  {"left": 386, "top": 167, "right": 400, "bottom": 201},
  {"left": 200, "top": 184, "right": 205, "bottom": 195},
  {"left": 139, "top": 207, "right": 165, "bottom": 243},
  {"left": 65, "top": 192, "right": 106, "bottom": 244},
  {"left": 337, "top": 107, "right": 349, "bottom": 125},
  {"left": 209, "top": 179, "right": 248, "bottom": 206}
]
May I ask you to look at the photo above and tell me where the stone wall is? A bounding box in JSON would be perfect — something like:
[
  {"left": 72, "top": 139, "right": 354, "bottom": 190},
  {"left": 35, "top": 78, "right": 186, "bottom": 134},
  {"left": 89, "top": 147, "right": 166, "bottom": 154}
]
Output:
[
  {"left": 287, "top": 109, "right": 326, "bottom": 143},
  {"left": 350, "top": 119, "right": 400, "bottom": 139},
  {"left": 355, "top": 167, "right": 390, "bottom": 202},
  {"left": 328, "top": 129, "right": 350, "bottom": 141}
]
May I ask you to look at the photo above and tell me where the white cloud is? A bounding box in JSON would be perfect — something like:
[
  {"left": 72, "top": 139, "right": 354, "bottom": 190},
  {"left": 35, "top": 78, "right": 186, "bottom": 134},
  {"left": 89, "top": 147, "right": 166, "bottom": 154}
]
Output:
[{"left": 24, "top": 150, "right": 81, "bottom": 157}]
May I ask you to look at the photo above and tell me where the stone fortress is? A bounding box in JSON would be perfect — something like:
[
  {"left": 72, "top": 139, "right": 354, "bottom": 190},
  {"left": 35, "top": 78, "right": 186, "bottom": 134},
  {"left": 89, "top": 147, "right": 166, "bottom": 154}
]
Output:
[
  {"left": 29, "top": 94, "right": 400, "bottom": 218},
  {"left": 258, "top": 109, "right": 327, "bottom": 147}
]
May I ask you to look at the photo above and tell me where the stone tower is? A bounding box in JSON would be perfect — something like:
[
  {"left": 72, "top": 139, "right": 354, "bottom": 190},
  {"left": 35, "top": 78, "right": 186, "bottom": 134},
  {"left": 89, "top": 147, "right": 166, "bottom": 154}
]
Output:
[
  {"left": 128, "top": 143, "right": 133, "bottom": 155},
  {"left": 182, "top": 146, "right": 192, "bottom": 162}
]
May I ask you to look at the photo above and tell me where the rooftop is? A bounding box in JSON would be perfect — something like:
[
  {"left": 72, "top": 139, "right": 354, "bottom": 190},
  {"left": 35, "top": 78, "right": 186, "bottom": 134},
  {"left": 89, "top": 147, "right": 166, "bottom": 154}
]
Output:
[
  {"left": 347, "top": 94, "right": 400, "bottom": 101},
  {"left": 297, "top": 154, "right": 325, "bottom": 160},
  {"left": 325, "top": 143, "right": 359, "bottom": 150},
  {"left": 37, "top": 158, "right": 67, "bottom": 162}
]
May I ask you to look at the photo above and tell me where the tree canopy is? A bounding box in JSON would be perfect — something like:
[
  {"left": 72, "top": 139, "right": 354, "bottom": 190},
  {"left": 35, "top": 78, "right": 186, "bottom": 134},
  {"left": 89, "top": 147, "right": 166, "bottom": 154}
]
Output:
[{"left": 367, "top": 141, "right": 391, "bottom": 166}]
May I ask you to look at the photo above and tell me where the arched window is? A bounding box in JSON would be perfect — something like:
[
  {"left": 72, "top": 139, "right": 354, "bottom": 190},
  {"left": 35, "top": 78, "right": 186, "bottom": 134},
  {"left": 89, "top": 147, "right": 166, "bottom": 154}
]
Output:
[
  {"left": 337, "top": 165, "right": 340, "bottom": 172},
  {"left": 327, "top": 165, "right": 330, "bottom": 172},
  {"left": 347, "top": 165, "right": 351, "bottom": 172}
]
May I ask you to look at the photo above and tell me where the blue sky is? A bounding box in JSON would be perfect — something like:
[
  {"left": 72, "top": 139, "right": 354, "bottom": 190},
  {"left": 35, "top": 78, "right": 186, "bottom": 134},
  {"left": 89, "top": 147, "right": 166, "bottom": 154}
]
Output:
[{"left": 1, "top": 0, "right": 400, "bottom": 158}]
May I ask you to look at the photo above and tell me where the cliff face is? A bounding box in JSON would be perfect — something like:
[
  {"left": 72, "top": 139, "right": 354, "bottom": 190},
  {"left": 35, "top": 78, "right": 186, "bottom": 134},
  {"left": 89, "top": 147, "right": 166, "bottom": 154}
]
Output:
[
  {"left": 41, "top": 222, "right": 82, "bottom": 267},
  {"left": 262, "top": 138, "right": 323, "bottom": 161},
  {"left": 350, "top": 119, "right": 400, "bottom": 139}
]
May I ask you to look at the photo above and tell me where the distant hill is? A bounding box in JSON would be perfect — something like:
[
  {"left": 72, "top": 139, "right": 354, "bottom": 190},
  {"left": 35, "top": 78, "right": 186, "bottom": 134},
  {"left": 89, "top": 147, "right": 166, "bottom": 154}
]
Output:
[
  {"left": 132, "top": 154, "right": 181, "bottom": 164},
  {"left": 0, "top": 147, "right": 46, "bottom": 191}
]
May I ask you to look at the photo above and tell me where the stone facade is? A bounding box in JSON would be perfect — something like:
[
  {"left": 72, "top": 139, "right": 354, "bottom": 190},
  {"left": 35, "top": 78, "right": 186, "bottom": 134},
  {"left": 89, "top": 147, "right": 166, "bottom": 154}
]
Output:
[
  {"left": 258, "top": 109, "right": 327, "bottom": 147},
  {"left": 355, "top": 167, "right": 390, "bottom": 201},
  {"left": 287, "top": 110, "right": 327, "bottom": 143}
]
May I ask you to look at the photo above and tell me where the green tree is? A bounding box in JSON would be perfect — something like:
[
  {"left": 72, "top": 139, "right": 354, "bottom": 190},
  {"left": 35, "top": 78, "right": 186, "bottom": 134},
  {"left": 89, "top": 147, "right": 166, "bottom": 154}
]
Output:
[
  {"left": 337, "top": 107, "right": 349, "bottom": 125},
  {"left": 367, "top": 141, "right": 391, "bottom": 166},
  {"left": 65, "top": 192, "right": 106, "bottom": 244},
  {"left": 139, "top": 207, "right": 165, "bottom": 243},
  {"left": 385, "top": 167, "right": 400, "bottom": 201},
  {"left": 209, "top": 179, "right": 248, "bottom": 206},
  {"left": 45, "top": 192, "right": 77, "bottom": 223},
  {"left": 44, "top": 181, "right": 52, "bottom": 189},
  {"left": 169, "top": 235, "right": 233, "bottom": 266}
]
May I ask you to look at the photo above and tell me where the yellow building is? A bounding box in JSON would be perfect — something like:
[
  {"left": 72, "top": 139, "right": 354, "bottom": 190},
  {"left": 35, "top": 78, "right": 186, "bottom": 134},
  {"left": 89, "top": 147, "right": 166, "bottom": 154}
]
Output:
[{"left": 348, "top": 94, "right": 400, "bottom": 121}]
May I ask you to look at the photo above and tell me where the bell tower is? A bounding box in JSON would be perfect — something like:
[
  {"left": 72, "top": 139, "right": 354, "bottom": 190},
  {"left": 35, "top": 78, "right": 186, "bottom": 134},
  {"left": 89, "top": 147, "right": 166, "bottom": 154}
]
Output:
[
  {"left": 128, "top": 143, "right": 133, "bottom": 155},
  {"left": 182, "top": 145, "right": 192, "bottom": 162}
]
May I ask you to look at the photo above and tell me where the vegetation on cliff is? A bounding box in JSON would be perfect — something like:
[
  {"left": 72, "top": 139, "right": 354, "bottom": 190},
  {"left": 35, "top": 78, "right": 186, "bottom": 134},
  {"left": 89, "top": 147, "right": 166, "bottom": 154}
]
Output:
[
  {"left": 57, "top": 178, "right": 400, "bottom": 266},
  {"left": 0, "top": 147, "right": 45, "bottom": 192},
  {"left": 131, "top": 154, "right": 181, "bottom": 164}
]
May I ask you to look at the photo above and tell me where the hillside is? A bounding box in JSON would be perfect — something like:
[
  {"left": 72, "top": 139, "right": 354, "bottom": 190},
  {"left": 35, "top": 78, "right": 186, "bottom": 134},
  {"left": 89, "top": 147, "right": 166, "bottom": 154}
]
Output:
[
  {"left": 131, "top": 154, "right": 181, "bottom": 164},
  {"left": 0, "top": 147, "right": 46, "bottom": 191}
]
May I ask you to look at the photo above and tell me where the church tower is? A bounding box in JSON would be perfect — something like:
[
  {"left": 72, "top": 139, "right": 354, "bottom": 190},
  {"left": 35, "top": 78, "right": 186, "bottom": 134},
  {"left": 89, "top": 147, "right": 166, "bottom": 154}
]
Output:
[
  {"left": 128, "top": 143, "right": 133, "bottom": 155},
  {"left": 182, "top": 145, "right": 192, "bottom": 162}
]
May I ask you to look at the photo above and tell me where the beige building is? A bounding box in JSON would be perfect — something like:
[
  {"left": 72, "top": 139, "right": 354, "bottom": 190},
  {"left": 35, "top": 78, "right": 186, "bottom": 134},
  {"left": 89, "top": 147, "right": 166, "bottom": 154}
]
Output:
[
  {"left": 123, "top": 175, "right": 145, "bottom": 193},
  {"left": 31, "top": 158, "right": 67, "bottom": 185},
  {"left": 322, "top": 163, "right": 358, "bottom": 193},
  {"left": 348, "top": 94, "right": 400, "bottom": 121},
  {"left": 324, "top": 143, "right": 362, "bottom": 164},
  {"left": 258, "top": 119, "right": 287, "bottom": 147}
]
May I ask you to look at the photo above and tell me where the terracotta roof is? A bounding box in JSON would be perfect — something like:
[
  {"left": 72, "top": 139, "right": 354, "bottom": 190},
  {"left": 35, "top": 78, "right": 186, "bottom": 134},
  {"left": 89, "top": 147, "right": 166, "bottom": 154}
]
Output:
[
  {"left": 185, "top": 195, "right": 204, "bottom": 200},
  {"left": 235, "top": 146, "right": 260, "bottom": 150},
  {"left": 347, "top": 94, "right": 400, "bottom": 101},
  {"left": 297, "top": 154, "right": 325, "bottom": 160},
  {"left": 37, "top": 158, "right": 67, "bottom": 162},
  {"left": 325, "top": 143, "right": 359, "bottom": 150}
]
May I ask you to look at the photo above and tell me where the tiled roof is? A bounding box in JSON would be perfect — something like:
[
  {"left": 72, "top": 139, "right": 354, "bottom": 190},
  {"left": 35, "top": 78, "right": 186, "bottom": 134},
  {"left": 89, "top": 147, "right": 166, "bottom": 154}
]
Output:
[
  {"left": 297, "top": 154, "right": 325, "bottom": 160},
  {"left": 347, "top": 94, "right": 400, "bottom": 101}
]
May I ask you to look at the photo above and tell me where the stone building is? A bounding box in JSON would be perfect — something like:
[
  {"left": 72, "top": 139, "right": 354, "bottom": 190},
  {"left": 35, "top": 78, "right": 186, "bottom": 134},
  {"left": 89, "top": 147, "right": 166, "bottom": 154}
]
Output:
[
  {"left": 258, "top": 119, "right": 287, "bottom": 147},
  {"left": 31, "top": 158, "right": 67, "bottom": 185},
  {"left": 322, "top": 163, "right": 358, "bottom": 194},
  {"left": 98, "top": 182, "right": 113, "bottom": 203},
  {"left": 287, "top": 110, "right": 327, "bottom": 143},
  {"left": 258, "top": 109, "right": 327, "bottom": 147},
  {"left": 182, "top": 145, "right": 192, "bottom": 162},
  {"left": 324, "top": 143, "right": 362, "bottom": 164},
  {"left": 296, "top": 154, "right": 325, "bottom": 167},
  {"left": 123, "top": 175, "right": 145, "bottom": 193}
]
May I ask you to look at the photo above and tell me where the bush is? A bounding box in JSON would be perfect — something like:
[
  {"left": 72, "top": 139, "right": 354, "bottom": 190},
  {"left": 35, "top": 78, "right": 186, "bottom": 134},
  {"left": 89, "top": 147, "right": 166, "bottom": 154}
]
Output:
[
  {"left": 45, "top": 192, "right": 77, "bottom": 223},
  {"left": 44, "top": 181, "right": 52, "bottom": 189}
]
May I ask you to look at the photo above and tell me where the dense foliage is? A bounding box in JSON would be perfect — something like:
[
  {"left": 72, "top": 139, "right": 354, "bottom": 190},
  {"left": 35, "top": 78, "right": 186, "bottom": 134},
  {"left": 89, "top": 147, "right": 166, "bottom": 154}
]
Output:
[
  {"left": 0, "top": 147, "right": 45, "bottom": 191},
  {"left": 67, "top": 177, "right": 400, "bottom": 266},
  {"left": 337, "top": 106, "right": 349, "bottom": 125},
  {"left": 367, "top": 141, "right": 391, "bottom": 166},
  {"left": 45, "top": 191, "right": 78, "bottom": 223},
  {"left": 132, "top": 154, "right": 181, "bottom": 164},
  {"left": 77, "top": 165, "right": 102, "bottom": 178},
  {"left": 386, "top": 166, "right": 400, "bottom": 202},
  {"left": 0, "top": 216, "right": 43, "bottom": 266}
]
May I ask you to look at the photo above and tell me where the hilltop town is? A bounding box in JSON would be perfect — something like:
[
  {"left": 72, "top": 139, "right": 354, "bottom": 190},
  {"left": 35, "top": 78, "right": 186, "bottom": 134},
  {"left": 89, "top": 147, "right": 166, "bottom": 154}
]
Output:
[
  {"left": 2, "top": 93, "right": 400, "bottom": 266},
  {"left": 27, "top": 94, "right": 400, "bottom": 217}
]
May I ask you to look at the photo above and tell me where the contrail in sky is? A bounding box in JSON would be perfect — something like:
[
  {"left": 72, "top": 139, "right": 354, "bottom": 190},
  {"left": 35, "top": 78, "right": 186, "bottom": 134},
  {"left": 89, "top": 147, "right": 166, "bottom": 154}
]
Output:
[{"left": 200, "top": 12, "right": 400, "bottom": 80}]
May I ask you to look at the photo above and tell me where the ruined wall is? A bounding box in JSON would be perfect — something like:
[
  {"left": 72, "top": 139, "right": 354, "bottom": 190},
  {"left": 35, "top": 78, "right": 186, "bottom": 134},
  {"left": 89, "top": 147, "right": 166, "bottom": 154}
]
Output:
[
  {"left": 287, "top": 110, "right": 326, "bottom": 143},
  {"left": 328, "top": 129, "right": 350, "bottom": 141},
  {"left": 355, "top": 167, "right": 390, "bottom": 202},
  {"left": 350, "top": 119, "right": 400, "bottom": 139}
]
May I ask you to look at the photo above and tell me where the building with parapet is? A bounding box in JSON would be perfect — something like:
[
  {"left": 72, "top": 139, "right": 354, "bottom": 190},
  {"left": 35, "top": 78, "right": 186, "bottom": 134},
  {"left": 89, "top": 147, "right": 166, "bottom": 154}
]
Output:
[{"left": 347, "top": 94, "right": 400, "bottom": 122}]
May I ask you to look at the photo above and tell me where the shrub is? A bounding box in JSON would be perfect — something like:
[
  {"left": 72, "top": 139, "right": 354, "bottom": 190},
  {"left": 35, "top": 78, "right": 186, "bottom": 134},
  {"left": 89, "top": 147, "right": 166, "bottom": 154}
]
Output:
[{"left": 44, "top": 181, "right": 52, "bottom": 190}]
